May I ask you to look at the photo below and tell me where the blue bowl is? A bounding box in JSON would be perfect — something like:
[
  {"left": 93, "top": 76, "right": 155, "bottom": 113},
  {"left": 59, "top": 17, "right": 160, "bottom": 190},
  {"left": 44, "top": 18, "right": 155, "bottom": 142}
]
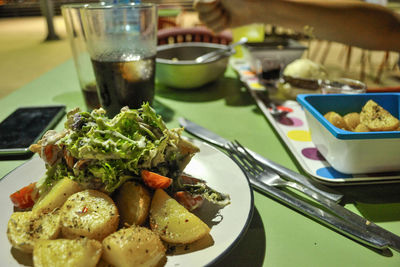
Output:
[
  {"left": 297, "top": 93, "right": 400, "bottom": 174},
  {"left": 297, "top": 93, "right": 400, "bottom": 140}
]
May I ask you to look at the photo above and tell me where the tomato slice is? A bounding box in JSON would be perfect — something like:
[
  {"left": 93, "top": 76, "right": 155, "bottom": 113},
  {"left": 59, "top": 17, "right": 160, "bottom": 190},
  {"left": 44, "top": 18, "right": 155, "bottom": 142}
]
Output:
[
  {"left": 141, "top": 170, "right": 172, "bottom": 189},
  {"left": 9, "top": 182, "right": 37, "bottom": 209},
  {"left": 174, "top": 191, "right": 204, "bottom": 211}
]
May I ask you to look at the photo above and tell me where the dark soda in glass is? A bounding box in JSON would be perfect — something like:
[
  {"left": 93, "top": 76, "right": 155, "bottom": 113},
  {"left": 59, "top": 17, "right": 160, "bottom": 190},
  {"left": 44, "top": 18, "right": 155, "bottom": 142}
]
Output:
[
  {"left": 262, "top": 68, "right": 281, "bottom": 80},
  {"left": 82, "top": 83, "right": 101, "bottom": 111},
  {"left": 91, "top": 55, "right": 155, "bottom": 117}
]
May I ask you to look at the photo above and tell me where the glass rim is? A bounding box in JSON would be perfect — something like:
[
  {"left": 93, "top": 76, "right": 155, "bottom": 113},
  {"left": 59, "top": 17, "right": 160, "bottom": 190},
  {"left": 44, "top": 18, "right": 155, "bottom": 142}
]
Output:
[
  {"left": 82, "top": 2, "right": 156, "bottom": 10},
  {"left": 61, "top": 3, "right": 93, "bottom": 9},
  {"left": 322, "top": 78, "right": 366, "bottom": 90}
]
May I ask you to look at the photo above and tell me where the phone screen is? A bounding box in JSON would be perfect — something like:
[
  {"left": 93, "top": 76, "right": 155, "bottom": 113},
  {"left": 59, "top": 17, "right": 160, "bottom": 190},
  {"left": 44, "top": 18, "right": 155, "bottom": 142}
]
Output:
[{"left": 0, "top": 106, "right": 66, "bottom": 155}]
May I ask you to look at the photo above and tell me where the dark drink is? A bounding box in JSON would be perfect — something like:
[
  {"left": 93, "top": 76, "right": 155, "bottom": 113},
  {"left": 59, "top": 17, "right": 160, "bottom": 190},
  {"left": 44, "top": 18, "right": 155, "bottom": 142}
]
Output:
[
  {"left": 91, "top": 56, "right": 155, "bottom": 117},
  {"left": 82, "top": 83, "right": 101, "bottom": 111},
  {"left": 262, "top": 68, "right": 281, "bottom": 80}
]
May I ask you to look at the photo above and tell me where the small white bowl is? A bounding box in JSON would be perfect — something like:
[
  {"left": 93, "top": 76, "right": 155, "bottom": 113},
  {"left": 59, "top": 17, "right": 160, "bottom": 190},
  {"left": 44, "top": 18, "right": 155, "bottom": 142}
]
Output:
[{"left": 297, "top": 93, "right": 400, "bottom": 174}]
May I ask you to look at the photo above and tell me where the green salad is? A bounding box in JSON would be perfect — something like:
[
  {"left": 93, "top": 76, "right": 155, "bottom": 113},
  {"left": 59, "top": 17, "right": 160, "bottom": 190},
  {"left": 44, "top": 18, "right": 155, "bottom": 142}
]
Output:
[{"left": 30, "top": 104, "right": 230, "bottom": 207}]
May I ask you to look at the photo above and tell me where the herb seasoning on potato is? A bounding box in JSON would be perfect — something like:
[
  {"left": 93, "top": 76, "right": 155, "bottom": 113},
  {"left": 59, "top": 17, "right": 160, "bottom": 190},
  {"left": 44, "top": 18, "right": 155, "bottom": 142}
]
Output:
[
  {"left": 324, "top": 100, "right": 400, "bottom": 132},
  {"left": 7, "top": 104, "right": 230, "bottom": 266}
]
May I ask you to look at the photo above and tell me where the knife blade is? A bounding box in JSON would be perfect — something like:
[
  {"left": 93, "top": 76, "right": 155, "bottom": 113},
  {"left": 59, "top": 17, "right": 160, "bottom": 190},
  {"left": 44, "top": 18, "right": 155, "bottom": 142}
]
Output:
[
  {"left": 178, "top": 117, "right": 344, "bottom": 203},
  {"left": 248, "top": 177, "right": 397, "bottom": 252}
]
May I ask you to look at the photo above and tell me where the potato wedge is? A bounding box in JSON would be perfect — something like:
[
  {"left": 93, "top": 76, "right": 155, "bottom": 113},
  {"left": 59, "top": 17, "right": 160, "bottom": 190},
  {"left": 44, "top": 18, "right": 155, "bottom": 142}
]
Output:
[
  {"left": 324, "top": 111, "right": 348, "bottom": 130},
  {"left": 114, "top": 181, "right": 151, "bottom": 226},
  {"left": 102, "top": 225, "right": 165, "bottom": 267},
  {"left": 150, "top": 189, "right": 210, "bottom": 244},
  {"left": 7, "top": 209, "right": 61, "bottom": 253},
  {"left": 360, "top": 100, "right": 399, "bottom": 131},
  {"left": 343, "top": 112, "right": 360, "bottom": 131},
  {"left": 60, "top": 189, "right": 119, "bottom": 241},
  {"left": 354, "top": 123, "right": 370, "bottom": 132},
  {"left": 33, "top": 238, "right": 102, "bottom": 267},
  {"left": 33, "top": 177, "right": 81, "bottom": 215}
]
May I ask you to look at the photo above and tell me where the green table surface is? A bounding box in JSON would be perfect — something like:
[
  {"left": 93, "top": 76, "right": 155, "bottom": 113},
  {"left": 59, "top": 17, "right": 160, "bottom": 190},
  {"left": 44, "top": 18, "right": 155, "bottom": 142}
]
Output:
[{"left": 1, "top": 59, "right": 400, "bottom": 267}]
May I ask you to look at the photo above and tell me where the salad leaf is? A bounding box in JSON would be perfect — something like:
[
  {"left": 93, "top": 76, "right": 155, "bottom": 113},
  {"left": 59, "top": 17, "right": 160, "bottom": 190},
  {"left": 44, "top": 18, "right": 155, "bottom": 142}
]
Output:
[{"left": 34, "top": 104, "right": 199, "bottom": 194}]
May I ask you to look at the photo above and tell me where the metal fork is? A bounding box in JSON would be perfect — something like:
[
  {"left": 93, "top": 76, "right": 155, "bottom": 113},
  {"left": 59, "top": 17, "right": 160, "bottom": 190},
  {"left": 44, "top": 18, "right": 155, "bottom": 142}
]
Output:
[
  {"left": 226, "top": 141, "right": 325, "bottom": 202},
  {"left": 225, "top": 140, "right": 400, "bottom": 252}
]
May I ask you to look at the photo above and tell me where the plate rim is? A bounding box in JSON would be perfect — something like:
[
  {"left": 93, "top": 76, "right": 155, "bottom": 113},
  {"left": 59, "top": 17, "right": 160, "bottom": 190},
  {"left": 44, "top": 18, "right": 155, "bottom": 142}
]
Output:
[
  {"left": 1, "top": 139, "right": 254, "bottom": 267},
  {"left": 188, "top": 139, "right": 255, "bottom": 266}
]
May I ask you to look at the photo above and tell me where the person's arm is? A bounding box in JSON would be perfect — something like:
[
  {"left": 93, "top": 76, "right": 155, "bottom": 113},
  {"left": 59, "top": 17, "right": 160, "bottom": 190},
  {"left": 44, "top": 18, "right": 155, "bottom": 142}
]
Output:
[{"left": 194, "top": 0, "right": 400, "bottom": 52}]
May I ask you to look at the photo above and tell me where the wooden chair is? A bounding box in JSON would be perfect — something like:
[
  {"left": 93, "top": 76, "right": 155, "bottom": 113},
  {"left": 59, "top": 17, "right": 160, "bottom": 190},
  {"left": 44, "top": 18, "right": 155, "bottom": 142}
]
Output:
[{"left": 157, "top": 27, "right": 233, "bottom": 45}]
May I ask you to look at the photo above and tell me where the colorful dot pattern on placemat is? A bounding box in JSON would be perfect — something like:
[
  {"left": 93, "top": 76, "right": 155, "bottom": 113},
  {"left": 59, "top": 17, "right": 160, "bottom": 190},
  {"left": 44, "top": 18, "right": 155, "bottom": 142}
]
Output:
[
  {"left": 287, "top": 130, "right": 311, "bottom": 142},
  {"left": 249, "top": 82, "right": 265, "bottom": 90},
  {"left": 301, "top": 148, "right": 325, "bottom": 161},
  {"left": 278, "top": 116, "right": 303, "bottom": 127},
  {"left": 316, "top": 167, "right": 353, "bottom": 179}
]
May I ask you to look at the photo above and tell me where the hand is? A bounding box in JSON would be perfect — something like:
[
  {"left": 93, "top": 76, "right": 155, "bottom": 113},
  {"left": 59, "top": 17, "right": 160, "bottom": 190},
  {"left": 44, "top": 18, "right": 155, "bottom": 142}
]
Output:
[{"left": 193, "top": 0, "right": 262, "bottom": 32}]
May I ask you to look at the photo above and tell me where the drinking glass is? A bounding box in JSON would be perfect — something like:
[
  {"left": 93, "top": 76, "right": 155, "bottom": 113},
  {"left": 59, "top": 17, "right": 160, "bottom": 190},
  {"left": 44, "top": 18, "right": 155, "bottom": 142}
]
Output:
[
  {"left": 80, "top": 3, "right": 158, "bottom": 117},
  {"left": 62, "top": 3, "right": 101, "bottom": 111},
  {"left": 255, "top": 56, "right": 284, "bottom": 87},
  {"left": 321, "top": 78, "right": 366, "bottom": 94}
]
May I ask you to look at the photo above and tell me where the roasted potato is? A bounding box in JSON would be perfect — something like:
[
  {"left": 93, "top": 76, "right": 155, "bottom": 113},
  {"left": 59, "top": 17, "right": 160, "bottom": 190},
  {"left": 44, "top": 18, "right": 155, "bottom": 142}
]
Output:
[
  {"left": 150, "top": 189, "right": 210, "bottom": 244},
  {"left": 7, "top": 209, "right": 61, "bottom": 253},
  {"left": 33, "top": 177, "right": 81, "bottom": 215},
  {"left": 60, "top": 189, "right": 119, "bottom": 241},
  {"left": 102, "top": 225, "right": 166, "bottom": 267},
  {"left": 343, "top": 112, "right": 360, "bottom": 131},
  {"left": 33, "top": 238, "right": 102, "bottom": 267},
  {"left": 354, "top": 123, "right": 370, "bottom": 132},
  {"left": 114, "top": 181, "right": 151, "bottom": 226},
  {"left": 360, "top": 100, "right": 399, "bottom": 131},
  {"left": 324, "top": 111, "right": 348, "bottom": 130}
]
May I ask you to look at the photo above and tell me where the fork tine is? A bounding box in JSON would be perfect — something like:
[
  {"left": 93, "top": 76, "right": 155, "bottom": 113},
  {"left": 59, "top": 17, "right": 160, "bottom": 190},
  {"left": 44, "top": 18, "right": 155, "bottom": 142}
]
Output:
[
  {"left": 226, "top": 142, "right": 256, "bottom": 174},
  {"left": 231, "top": 140, "right": 264, "bottom": 171},
  {"left": 227, "top": 141, "right": 267, "bottom": 178},
  {"left": 225, "top": 148, "right": 249, "bottom": 174}
]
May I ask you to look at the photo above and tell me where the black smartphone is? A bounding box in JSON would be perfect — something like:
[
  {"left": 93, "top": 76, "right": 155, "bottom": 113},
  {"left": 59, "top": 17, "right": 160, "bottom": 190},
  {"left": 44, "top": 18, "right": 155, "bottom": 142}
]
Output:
[{"left": 0, "top": 105, "right": 66, "bottom": 157}]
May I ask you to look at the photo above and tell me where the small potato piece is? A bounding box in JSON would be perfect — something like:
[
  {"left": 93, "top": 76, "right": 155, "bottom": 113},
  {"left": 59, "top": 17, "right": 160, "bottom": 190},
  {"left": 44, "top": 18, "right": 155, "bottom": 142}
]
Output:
[
  {"left": 33, "top": 177, "right": 81, "bottom": 215},
  {"left": 354, "top": 123, "right": 370, "bottom": 132},
  {"left": 33, "top": 238, "right": 102, "bottom": 267},
  {"left": 102, "top": 226, "right": 165, "bottom": 267},
  {"left": 343, "top": 112, "right": 360, "bottom": 131},
  {"left": 61, "top": 189, "right": 119, "bottom": 241},
  {"left": 150, "top": 189, "right": 210, "bottom": 244},
  {"left": 114, "top": 181, "right": 151, "bottom": 226},
  {"left": 360, "top": 100, "right": 399, "bottom": 131},
  {"left": 324, "top": 111, "right": 348, "bottom": 130},
  {"left": 7, "top": 209, "right": 61, "bottom": 253}
]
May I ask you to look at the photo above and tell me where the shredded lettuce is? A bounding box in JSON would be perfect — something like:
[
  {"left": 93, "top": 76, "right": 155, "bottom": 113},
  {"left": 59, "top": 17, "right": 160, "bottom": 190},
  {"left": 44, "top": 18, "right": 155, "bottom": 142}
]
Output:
[{"left": 39, "top": 104, "right": 199, "bottom": 193}]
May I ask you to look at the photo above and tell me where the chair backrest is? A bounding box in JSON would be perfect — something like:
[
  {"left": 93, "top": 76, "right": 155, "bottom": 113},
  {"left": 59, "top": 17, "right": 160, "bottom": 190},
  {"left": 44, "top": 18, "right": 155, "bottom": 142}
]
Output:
[{"left": 157, "top": 27, "right": 232, "bottom": 45}]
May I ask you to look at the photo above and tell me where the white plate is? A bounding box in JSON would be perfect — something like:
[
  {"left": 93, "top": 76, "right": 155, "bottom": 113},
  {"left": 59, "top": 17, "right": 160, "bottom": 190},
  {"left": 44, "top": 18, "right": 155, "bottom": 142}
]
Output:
[{"left": 0, "top": 139, "right": 253, "bottom": 267}]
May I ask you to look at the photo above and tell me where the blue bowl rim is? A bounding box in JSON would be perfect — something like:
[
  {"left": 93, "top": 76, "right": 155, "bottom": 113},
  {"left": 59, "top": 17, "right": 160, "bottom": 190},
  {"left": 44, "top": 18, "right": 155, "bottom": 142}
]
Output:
[{"left": 296, "top": 93, "right": 400, "bottom": 140}]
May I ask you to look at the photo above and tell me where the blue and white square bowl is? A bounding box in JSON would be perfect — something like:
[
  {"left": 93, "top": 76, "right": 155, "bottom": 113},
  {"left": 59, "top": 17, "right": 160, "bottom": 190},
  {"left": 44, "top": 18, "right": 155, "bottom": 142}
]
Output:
[{"left": 297, "top": 93, "right": 400, "bottom": 174}]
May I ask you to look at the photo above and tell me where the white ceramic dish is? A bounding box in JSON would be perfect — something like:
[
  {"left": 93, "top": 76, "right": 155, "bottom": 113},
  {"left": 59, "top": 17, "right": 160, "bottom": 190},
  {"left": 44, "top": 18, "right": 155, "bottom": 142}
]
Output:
[{"left": 0, "top": 139, "right": 253, "bottom": 267}]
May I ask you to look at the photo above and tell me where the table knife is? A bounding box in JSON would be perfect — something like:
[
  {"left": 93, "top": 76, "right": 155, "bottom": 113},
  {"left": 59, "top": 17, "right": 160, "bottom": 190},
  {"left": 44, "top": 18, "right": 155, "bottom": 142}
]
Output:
[
  {"left": 249, "top": 177, "right": 400, "bottom": 252},
  {"left": 178, "top": 117, "right": 343, "bottom": 203}
]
